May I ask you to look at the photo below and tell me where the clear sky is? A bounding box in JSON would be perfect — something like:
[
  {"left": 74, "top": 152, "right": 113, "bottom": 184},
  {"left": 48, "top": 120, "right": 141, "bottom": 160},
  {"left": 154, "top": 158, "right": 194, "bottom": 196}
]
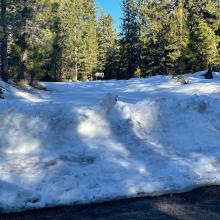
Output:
[{"left": 96, "top": 0, "right": 122, "bottom": 32}]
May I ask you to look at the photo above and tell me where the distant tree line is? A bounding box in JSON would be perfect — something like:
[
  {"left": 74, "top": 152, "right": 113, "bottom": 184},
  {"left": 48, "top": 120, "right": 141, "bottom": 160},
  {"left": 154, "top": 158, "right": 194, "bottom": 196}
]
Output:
[{"left": 0, "top": 0, "right": 220, "bottom": 84}]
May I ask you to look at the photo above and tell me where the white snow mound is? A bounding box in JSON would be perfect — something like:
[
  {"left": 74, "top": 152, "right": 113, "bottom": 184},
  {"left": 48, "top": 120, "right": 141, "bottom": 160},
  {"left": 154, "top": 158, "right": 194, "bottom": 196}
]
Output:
[{"left": 0, "top": 72, "right": 220, "bottom": 212}]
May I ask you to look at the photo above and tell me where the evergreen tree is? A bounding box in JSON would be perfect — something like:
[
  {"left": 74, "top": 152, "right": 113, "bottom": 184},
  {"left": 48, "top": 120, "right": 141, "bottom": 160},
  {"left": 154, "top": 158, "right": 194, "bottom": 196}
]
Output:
[
  {"left": 26, "top": 0, "right": 55, "bottom": 83},
  {"left": 55, "top": 0, "right": 98, "bottom": 81},
  {"left": 189, "top": 20, "right": 219, "bottom": 70},
  {"left": 97, "top": 11, "right": 117, "bottom": 79},
  {"left": 79, "top": 0, "right": 98, "bottom": 81},
  {"left": 14, "top": 0, "right": 35, "bottom": 81},
  {"left": 58, "top": 0, "right": 83, "bottom": 81},
  {"left": 140, "top": 0, "right": 173, "bottom": 75},
  {"left": 120, "top": 0, "right": 141, "bottom": 79},
  {"left": 164, "top": 0, "right": 189, "bottom": 74},
  {"left": 48, "top": 4, "right": 63, "bottom": 81},
  {"left": 186, "top": 0, "right": 220, "bottom": 71},
  {"left": 0, "top": 0, "right": 8, "bottom": 82}
]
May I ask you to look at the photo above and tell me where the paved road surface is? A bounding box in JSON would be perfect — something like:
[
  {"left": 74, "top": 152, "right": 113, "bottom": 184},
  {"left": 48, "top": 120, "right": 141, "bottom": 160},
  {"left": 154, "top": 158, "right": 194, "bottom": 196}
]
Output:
[{"left": 1, "top": 186, "right": 220, "bottom": 220}]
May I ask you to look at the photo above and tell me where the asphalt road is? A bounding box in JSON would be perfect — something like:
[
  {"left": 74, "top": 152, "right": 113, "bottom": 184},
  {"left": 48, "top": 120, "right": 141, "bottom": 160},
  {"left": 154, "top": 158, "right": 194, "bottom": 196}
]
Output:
[{"left": 1, "top": 186, "right": 220, "bottom": 220}]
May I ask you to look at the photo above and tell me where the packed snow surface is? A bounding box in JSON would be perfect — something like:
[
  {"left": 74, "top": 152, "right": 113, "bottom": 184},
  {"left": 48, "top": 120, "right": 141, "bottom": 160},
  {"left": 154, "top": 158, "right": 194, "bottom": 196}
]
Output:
[{"left": 0, "top": 72, "right": 220, "bottom": 212}]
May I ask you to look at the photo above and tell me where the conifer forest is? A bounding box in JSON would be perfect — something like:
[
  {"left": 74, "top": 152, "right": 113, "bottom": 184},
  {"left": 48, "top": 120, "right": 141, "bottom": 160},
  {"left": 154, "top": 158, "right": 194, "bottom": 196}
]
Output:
[{"left": 0, "top": 0, "right": 220, "bottom": 84}]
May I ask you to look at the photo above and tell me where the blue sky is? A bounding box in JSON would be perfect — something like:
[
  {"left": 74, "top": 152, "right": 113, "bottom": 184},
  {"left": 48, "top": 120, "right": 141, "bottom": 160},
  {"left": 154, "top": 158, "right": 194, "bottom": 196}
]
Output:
[{"left": 96, "top": 0, "right": 122, "bottom": 32}]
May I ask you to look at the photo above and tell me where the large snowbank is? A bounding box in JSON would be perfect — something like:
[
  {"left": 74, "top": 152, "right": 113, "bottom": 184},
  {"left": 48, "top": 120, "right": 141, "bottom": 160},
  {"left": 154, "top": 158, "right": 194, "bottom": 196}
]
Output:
[{"left": 0, "top": 72, "right": 220, "bottom": 212}]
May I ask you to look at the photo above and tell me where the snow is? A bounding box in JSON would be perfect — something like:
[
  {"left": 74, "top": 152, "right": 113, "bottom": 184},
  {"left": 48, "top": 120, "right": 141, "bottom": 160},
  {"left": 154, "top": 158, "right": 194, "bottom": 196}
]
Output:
[{"left": 0, "top": 71, "right": 220, "bottom": 212}]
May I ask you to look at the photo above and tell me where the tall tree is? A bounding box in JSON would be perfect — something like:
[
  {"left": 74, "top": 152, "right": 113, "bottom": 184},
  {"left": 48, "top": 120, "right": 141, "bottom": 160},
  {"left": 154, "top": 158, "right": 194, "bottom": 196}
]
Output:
[
  {"left": 186, "top": 0, "right": 220, "bottom": 71},
  {"left": 164, "top": 0, "right": 189, "bottom": 74},
  {"left": 120, "top": 0, "right": 141, "bottom": 79},
  {"left": 57, "top": 0, "right": 83, "bottom": 81},
  {"left": 20, "top": 0, "right": 36, "bottom": 81},
  {"left": 78, "top": 0, "right": 98, "bottom": 81},
  {"left": 0, "top": 0, "right": 8, "bottom": 82},
  {"left": 97, "top": 11, "right": 117, "bottom": 79},
  {"left": 140, "top": 0, "right": 173, "bottom": 75},
  {"left": 48, "top": 3, "right": 63, "bottom": 81}
]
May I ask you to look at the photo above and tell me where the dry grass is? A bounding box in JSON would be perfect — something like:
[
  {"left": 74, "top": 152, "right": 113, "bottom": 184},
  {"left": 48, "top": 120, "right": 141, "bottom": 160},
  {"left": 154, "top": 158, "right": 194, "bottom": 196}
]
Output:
[{"left": 17, "top": 79, "right": 30, "bottom": 87}]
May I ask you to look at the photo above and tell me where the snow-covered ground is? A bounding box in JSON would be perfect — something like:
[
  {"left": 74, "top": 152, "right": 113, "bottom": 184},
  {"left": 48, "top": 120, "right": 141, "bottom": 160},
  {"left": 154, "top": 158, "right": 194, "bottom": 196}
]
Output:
[{"left": 0, "top": 71, "right": 220, "bottom": 212}]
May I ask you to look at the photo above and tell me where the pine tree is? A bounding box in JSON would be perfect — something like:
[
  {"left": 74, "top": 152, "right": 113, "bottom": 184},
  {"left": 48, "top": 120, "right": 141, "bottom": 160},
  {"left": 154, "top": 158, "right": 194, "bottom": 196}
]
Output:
[
  {"left": 23, "top": 0, "right": 56, "bottom": 83},
  {"left": 52, "top": 0, "right": 98, "bottom": 81},
  {"left": 120, "top": 0, "right": 141, "bottom": 79},
  {"left": 14, "top": 0, "right": 35, "bottom": 81},
  {"left": 49, "top": 7, "right": 63, "bottom": 81},
  {"left": 0, "top": 0, "right": 8, "bottom": 82},
  {"left": 97, "top": 11, "right": 117, "bottom": 79},
  {"left": 140, "top": 0, "right": 173, "bottom": 75},
  {"left": 79, "top": 0, "right": 98, "bottom": 81},
  {"left": 191, "top": 20, "right": 219, "bottom": 69},
  {"left": 165, "top": 0, "right": 189, "bottom": 75},
  {"left": 186, "top": 0, "right": 220, "bottom": 71},
  {"left": 7, "top": 0, "right": 54, "bottom": 83},
  {"left": 55, "top": 0, "right": 84, "bottom": 81}
]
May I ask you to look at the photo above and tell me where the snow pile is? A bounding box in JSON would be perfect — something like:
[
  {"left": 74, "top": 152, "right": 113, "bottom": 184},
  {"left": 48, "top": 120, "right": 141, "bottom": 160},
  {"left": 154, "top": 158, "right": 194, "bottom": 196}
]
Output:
[{"left": 0, "top": 72, "right": 220, "bottom": 212}]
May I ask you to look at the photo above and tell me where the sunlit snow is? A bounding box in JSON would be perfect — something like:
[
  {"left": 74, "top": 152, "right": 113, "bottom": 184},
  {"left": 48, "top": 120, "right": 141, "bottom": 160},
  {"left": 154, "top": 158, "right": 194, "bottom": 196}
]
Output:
[{"left": 0, "top": 71, "right": 220, "bottom": 212}]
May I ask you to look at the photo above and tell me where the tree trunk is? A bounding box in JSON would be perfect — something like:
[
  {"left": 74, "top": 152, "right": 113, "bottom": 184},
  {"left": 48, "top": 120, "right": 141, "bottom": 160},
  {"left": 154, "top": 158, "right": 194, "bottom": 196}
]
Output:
[
  {"left": 17, "top": 0, "right": 29, "bottom": 82},
  {"left": 203, "top": 65, "right": 213, "bottom": 79},
  {"left": 1, "top": 0, "right": 8, "bottom": 83},
  {"left": 73, "top": 9, "right": 78, "bottom": 82},
  {"left": 73, "top": 30, "right": 78, "bottom": 81},
  {"left": 17, "top": 32, "right": 29, "bottom": 81}
]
